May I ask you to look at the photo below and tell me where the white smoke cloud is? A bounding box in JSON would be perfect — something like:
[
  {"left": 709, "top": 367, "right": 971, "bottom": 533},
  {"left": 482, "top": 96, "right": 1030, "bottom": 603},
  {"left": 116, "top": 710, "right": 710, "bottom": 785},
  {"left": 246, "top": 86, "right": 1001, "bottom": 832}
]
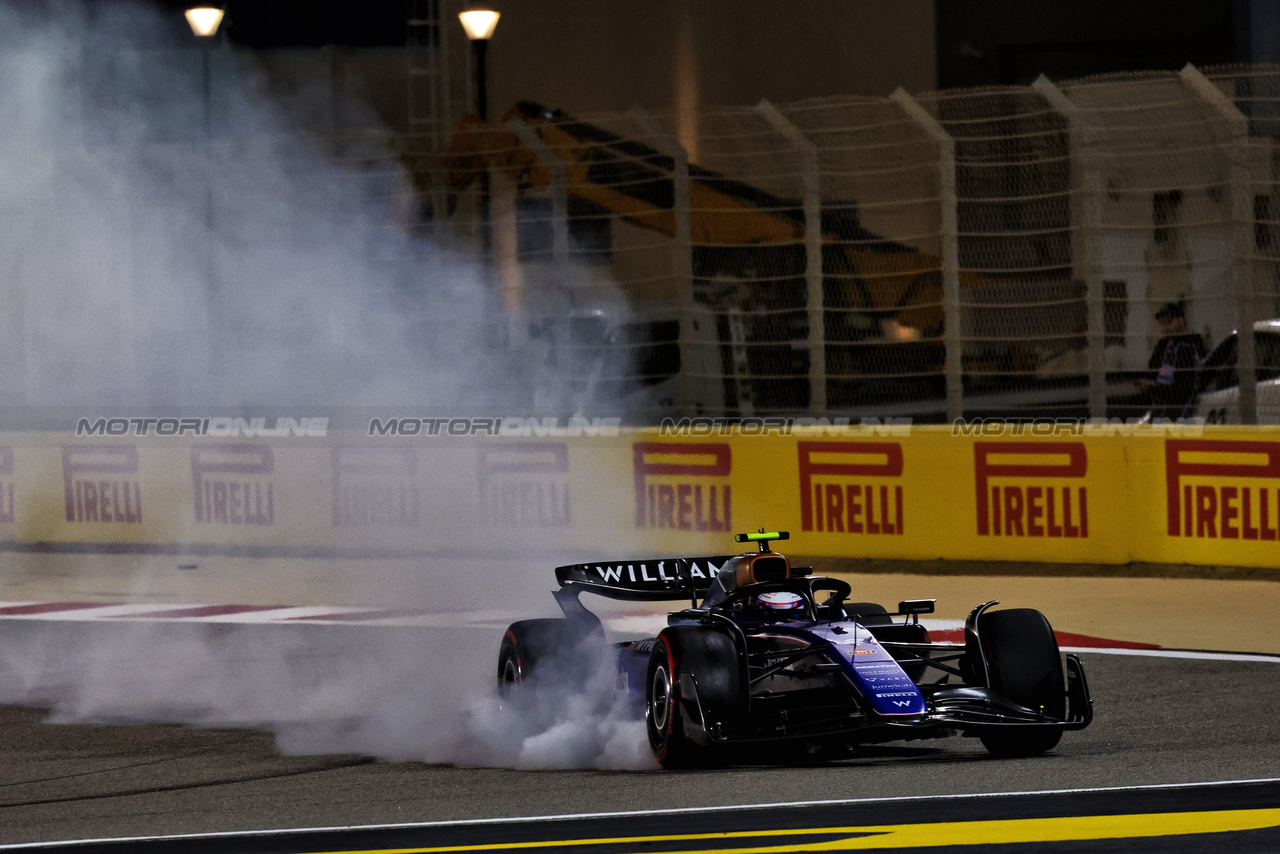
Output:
[
  {"left": 0, "top": 0, "right": 587, "bottom": 409},
  {"left": 0, "top": 0, "right": 657, "bottom": 772},
  {"left": 0, "top": 619, "right": 659, "bottom": 771}
]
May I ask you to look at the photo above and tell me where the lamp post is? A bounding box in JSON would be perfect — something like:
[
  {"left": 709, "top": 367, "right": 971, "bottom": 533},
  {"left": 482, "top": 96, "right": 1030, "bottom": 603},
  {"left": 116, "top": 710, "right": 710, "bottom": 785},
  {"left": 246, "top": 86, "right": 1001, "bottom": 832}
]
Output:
[
  {"left": 184, "top": 7, "right": 224, "bottom": 137},
  {"left": 458, "top": 8, "right": 499, "bottom": 120},
  {"left": 185, "top": 6, "right": 224, "bottom": 400},
  {"left": 458, "top": 8, "right": 500, "bottom": 264}
]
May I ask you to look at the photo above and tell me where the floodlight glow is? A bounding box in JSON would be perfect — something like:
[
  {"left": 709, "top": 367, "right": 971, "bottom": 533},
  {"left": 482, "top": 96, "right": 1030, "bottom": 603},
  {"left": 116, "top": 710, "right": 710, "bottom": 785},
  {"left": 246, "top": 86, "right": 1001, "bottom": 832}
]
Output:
[
  {"left": 185, "top": 7, "right": 224, "bottom": 38},
  {"left": 458, "top": 9, "right": 500, "bottom": 40}
]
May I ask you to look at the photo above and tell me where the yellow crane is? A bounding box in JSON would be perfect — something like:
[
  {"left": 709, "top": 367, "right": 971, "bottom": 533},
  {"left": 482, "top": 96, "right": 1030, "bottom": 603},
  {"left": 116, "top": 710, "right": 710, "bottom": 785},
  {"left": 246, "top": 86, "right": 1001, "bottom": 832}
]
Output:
[
  {"left": 415, "top": 101, "right": 1013, "bottom": 409},
  {"left": 430, "top": 101, "right": 991, "bottom": 335}
]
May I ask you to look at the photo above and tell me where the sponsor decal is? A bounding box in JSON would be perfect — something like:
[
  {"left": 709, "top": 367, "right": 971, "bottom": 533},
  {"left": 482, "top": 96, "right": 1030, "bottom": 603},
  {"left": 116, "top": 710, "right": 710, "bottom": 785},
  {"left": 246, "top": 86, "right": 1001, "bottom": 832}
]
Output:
[
  {"left": 798, "top": 442, "right": 904, "bottom": 535},
  {"left": 633, "top": 442, "right": 731, "bottom": 531},
  {"left": 975, "top": 442, "right": 1088, "bottom": 538},
  {"left": 1165, "top": 439, "right": 1280, "bottom": 539},
  {"left": 863, "top": 675, "right": 916, "bottom": 685},
  {"left": 850, "top": 660, "right": 926, "bottom": 714},
  {"left": 0, "top": 448, "right": 13, "bottom": 523},
  {"left": 331, "top": 447, "right": 419, "bottom": 526},
  {"left": 477, "top": 444, "right": 569, "bottom": 528},
  {"left": 61, "top": 446, "right": 142, "bottom": 523},
  {"left": 587, "top": 559, "right": 722, "bottom": 584},
  {"left": 76, "top": 417, "right": 327, "bottom": 438},
  {"left": 191, "top": 446, "right": 273, "bottom": 525}
]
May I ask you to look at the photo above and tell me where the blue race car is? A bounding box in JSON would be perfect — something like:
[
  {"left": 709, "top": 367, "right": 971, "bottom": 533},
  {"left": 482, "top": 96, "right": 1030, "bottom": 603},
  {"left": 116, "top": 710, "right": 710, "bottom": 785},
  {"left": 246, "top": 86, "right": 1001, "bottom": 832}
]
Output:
[{"left": 498, "top": 531, "right": 1092, "bottom": 768}]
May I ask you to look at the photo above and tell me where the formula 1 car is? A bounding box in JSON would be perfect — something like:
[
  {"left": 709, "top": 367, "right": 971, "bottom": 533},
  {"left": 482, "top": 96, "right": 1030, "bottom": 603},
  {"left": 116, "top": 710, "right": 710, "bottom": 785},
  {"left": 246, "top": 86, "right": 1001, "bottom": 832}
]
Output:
[{"left": 497, "top": 531, "right": 1092, "bottom": 767}]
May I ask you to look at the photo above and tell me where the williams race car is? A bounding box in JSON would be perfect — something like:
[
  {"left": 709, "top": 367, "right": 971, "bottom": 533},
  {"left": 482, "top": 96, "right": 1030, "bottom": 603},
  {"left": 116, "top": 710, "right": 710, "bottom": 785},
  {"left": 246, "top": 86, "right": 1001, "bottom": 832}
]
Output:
[{"left": 498, "top": 531, "right": 1092, "bottom": 767}]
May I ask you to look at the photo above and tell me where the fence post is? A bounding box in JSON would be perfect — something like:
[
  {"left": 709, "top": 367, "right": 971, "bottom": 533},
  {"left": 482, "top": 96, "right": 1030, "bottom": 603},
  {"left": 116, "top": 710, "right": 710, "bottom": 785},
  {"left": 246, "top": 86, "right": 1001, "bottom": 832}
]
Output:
[
  {"left": 754, "top": 99, "right": 826, "bottom": 416},
  {"left": 629, "top": 106, "right": 696, "bottom": 417},
  {"left": 1180, "top": 63, "right": 1258, "bottom": 424},
  {"left": 505, "top": 117, "right": 570, "bottom": 268},
  {"left": 1033, "top": 75, "right": 1107, "bottom": 420},
  {"left": 890, "top": 88, "right": 962, "bottom": 424}
]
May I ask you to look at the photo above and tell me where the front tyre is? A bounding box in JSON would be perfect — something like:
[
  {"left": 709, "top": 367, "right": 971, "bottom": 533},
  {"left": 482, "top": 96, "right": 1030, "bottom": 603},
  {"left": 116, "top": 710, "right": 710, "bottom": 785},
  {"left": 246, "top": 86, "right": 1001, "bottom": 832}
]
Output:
[
  {"left": 645, "top": 632, "right": 715, "bottom": 769},
  {"left": 977, "top": 608, "right": 1065, "bottom": 757}
]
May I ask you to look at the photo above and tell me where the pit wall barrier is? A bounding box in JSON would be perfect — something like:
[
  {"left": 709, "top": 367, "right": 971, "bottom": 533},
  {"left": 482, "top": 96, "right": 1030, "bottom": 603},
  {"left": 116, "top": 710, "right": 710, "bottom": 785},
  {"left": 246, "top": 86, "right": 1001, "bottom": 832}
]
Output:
[{"left": 3, "top": 426, "right": 1280, "bottom": 568}]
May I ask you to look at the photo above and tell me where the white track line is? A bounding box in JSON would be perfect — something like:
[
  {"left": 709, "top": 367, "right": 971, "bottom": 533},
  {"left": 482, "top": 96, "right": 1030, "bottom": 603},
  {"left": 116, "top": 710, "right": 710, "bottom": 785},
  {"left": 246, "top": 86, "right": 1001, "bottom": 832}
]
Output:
[
  {"left": 1062, "top": 646, "right": 1280, "bottom": 663},
  {"left": 2, "top": 603, "right": 1277, "bottom": 659},
  {"left": 0, "top": 602, "right": 518, "bottom": 627},
  {"left": 3, "top": 777, "right": 1279, "bottom": 850}
]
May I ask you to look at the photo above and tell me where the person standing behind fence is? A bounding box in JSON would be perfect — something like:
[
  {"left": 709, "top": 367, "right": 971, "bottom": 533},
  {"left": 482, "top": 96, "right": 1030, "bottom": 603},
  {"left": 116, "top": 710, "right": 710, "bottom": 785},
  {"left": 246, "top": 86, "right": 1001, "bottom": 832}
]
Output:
[{"left": 1135, "top": 302, "right": 1206, "bottom": 419}]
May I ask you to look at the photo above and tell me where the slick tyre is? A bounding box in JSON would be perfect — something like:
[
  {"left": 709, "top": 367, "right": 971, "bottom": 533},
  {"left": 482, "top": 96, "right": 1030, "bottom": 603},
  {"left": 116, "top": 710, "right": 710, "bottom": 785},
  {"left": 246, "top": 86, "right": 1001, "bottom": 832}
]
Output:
[
  {"left": 497, "top": 618, "right": 603, "bottom": 700},
  {"left": 977, "top": 608, "right": 1065, "bottom": 757},
  {"left": 645, "top": 630, "right": 736, "bottom": 769}
]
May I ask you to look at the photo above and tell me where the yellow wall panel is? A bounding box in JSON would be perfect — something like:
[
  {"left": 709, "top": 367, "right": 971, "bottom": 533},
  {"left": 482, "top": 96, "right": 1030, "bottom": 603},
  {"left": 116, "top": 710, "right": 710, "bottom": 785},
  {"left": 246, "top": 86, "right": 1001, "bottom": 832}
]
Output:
[{"left": 2, "top": 425, "right": 1279, "bottom": 567}]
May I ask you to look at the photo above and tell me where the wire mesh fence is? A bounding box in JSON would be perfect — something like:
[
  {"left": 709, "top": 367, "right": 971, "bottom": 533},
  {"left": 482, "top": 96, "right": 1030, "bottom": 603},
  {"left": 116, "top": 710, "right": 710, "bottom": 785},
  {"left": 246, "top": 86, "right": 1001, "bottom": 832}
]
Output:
[
  {"left": 17, "top": 30, "right": 1280, "bottom": 420},
  {"left": 416, "top": 63, "right": 1280, "bottom": 424}
]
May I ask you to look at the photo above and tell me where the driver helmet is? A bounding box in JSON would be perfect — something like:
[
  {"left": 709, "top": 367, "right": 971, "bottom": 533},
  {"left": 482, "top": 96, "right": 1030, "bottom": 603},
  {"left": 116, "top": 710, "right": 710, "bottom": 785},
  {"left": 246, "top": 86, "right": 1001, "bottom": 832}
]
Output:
[{"left": 756, "top": 590, "right": 804, "bottom": 617}]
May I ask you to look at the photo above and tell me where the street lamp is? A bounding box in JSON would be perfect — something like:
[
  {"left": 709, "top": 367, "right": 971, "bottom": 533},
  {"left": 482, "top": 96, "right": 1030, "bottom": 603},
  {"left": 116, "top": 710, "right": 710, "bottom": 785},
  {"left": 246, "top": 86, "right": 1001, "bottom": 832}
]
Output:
[
  {"left": 459, "top": 7, "right": 499, "bottom": 266},
  {"left": 458, "top": 8, "right": 500, "bottom": 120},
  {"left": 186, "top": 6, "right": 225, "bottom": 401},
  {"left": 185, "top": 7, "right": 224, "bottom": 137},
  {"left": 460, "top": 7, "right": 499, "bottom": 120},
  {"left": 184, "top": 6, "right": 224, "bottom": 37}
]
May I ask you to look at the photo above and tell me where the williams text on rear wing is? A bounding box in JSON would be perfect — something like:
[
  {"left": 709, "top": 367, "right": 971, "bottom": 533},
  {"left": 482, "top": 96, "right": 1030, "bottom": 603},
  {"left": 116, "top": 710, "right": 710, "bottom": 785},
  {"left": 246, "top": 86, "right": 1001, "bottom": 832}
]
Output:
[{"left": 554, "top": 556, "right": 736, "bottom": 602}]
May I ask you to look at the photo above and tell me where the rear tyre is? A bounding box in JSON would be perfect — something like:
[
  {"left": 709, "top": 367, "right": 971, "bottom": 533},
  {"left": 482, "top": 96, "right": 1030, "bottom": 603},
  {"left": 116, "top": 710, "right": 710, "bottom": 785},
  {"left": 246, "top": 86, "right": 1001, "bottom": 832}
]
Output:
[
  {"left": 497, "top": 618, "right": 603, "bottom": 700},
  {"left": 976, "top": 608, "right": 1065, "bottom": 757}
]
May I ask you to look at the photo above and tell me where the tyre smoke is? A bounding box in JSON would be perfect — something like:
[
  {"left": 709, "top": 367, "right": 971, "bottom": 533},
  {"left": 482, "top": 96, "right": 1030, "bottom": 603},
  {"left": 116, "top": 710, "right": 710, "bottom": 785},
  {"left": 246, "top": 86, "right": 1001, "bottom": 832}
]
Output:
[
  {"left": 0, "top": 618, "right": 659, "bottom": 771},
  {"left": 0, "top": 1, "right": 623, "bottom": 409},
  {"left": 0, "top": 1, "right": 658, "bottom": 772}
]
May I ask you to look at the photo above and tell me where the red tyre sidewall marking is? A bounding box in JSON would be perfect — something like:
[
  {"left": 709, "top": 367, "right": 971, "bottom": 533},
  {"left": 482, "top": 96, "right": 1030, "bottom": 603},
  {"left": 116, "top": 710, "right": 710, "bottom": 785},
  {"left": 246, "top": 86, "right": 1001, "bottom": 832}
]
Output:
[{"left": 656, "top": 632, "right": 677, "bottom": 762}]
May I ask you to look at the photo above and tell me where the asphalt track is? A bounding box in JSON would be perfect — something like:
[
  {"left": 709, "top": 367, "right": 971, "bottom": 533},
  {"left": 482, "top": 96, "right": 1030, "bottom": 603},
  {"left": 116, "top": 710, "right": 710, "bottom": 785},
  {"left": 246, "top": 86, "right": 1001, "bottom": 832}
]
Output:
[
  {"left": 10, "top": 780, "right": 1280, "bottom": 853},
  {"left": 1, "top": 553, "right": 1278, "bottom": 851},
  {"left": 2, "top": 634, "right": 1280, "bottom": 849}
]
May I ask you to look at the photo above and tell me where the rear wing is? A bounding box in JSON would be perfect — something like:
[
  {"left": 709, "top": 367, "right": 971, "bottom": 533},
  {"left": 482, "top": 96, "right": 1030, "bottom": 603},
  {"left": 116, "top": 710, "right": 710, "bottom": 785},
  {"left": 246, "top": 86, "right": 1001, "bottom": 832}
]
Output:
[{"left": 555, "top": 556, "right": 737, "bottom": 601}]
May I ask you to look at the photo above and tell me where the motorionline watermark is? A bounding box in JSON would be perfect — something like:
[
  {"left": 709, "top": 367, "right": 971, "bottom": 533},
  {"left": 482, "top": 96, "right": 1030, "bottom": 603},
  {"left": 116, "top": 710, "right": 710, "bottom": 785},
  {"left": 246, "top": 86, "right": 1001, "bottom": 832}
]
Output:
[
  {"left": 368, "top": 417, "right": 623, "bottom": 438},
  {"left": 75, "top": 417, "right": 329, "bottom": 438},
  {"left": 659, "top": 417, "right": 913, "bottom": 437},
  {"left": 655, "top": 416, "right": 1207, "bottom": 437},
  {"left": 950, "top": 417, "right": 1206, "bottom": 437}
]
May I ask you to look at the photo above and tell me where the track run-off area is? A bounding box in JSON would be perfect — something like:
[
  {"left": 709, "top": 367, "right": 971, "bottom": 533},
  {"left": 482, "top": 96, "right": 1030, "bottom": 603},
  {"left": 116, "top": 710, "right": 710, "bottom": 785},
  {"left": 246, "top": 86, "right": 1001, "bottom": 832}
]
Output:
[{"left": 0, "top": 552, "right": 1277, "bottom": 850}]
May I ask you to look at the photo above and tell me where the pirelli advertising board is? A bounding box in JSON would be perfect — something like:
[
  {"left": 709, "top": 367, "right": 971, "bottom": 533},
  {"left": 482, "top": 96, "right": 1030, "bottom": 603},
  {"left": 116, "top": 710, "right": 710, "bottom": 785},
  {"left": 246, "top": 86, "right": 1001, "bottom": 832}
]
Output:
[
  {"left": 626, "top": 433, "right": 1126, "bottom": 563},
  {"left": 1, "top": 423, "right": 1280, "bottom": 568}
]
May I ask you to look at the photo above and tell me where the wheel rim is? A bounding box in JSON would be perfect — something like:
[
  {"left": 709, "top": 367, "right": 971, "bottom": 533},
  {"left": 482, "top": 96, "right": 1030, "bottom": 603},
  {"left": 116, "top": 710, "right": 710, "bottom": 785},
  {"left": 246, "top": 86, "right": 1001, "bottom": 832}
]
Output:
[
  {"left": 500, "top": 657, "right": 520, "bottom": 693},
  {"left": 650, "top": 663, "right": 671, "bottom": 731}
]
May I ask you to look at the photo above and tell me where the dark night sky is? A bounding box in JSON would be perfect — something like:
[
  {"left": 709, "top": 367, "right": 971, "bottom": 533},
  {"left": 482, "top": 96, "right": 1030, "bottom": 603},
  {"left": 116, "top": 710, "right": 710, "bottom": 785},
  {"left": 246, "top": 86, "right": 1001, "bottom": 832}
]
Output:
[
  {"left": 47, "top": 0, "right": 1258, "bottom": 87},
  {"left": 147, "top": 1, "right": 410, "bottom": 48}
]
